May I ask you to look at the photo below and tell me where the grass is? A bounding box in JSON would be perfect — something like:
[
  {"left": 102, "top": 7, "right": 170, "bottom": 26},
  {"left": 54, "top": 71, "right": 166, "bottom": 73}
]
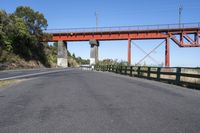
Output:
[{"left": 0, "top": 80, "right": 19, "bottom": 88}]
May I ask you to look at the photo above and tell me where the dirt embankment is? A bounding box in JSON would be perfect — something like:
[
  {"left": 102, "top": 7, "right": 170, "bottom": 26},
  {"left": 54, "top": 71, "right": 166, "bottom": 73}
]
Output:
[
  {"left": 0, "top": 60, "right": 46, "bottom": 71},
  {"left": 0, "top": 51, "right": 44, "bottom": 70},
  {"left": 0, "top": 50, "right": 57, "bottom": 71}
]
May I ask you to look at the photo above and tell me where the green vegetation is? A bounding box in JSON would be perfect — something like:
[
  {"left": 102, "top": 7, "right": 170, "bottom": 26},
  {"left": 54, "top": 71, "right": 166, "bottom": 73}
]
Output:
[
  {"left": 73, "top": 56, "right": 90, "bottom": 65},
  {"left": 96, "top": 59, "right": 128, "bottom": 66},
  {"left": 96, "top": 59, "right": 164, "bottom": 68},
  {"left": 0, "top": 6, "right": 88, "bottom": 70},
  {"left": 0, "top": 80, "right": 18, "bottom": 88},
  {"left": 0, "top": 6, "right": 51, "bottom": 69}
]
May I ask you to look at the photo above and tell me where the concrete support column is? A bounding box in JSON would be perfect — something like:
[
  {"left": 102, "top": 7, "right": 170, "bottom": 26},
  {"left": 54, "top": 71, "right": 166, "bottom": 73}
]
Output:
[
  {"left": 89, "top": 39, "right": 99, "bottom": 65},
  {"left": 57, "top": 41, "right": 68, "bottom": 67}
]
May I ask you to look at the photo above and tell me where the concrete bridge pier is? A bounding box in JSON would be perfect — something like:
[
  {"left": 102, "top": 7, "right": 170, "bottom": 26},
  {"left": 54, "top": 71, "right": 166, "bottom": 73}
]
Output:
[
  {"left": 57, "top": 41, "right": 68, "bottom": 67},
  {"left": 90, "top": 39, "right": 99, "bottom": 65}
]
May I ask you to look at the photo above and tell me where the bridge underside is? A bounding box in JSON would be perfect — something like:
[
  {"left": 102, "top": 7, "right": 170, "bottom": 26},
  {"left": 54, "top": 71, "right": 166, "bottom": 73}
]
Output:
[{"left": 44, "top": 25, "right": 200, "bottom": 67}]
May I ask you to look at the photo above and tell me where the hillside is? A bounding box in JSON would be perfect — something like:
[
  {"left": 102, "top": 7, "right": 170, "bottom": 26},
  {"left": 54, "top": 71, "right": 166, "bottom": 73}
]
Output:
[{"left": 0, "top": 6, "right": 89, "bottom": 70}]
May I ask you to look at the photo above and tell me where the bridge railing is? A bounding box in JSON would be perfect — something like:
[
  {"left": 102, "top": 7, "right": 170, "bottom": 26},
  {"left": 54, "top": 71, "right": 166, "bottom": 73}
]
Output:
[
  {"left": 45, "top": 22, "right": 200, "bottom": 34},
  {"left": 94, "top": 65, "right": 200, "bottom": 90}
]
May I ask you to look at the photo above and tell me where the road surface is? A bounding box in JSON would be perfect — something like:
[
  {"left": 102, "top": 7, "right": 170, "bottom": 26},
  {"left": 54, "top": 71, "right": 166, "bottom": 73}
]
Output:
[{"left": 0, "top": 69, "right": 200, "bottom": 133}]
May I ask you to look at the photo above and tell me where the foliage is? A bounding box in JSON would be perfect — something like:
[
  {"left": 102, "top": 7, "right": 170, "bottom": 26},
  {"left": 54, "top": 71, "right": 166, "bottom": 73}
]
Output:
[
  {"left": 44, "top": 45, "right": 57, "bottom": 67},
  {"left": 14, "top": 6, "right": 48, "bottom": 38},
  {"left": 0, "top": 10, "right": 13, "bottom": 51},
  {"left": 0, "top": 6, "right": 52, "bottom": 67},
  {"left": 0, "top": 6, "right": 90, "bottom": 69},
  {"left": 96, "top": 59, "right": 128, "bottom": 66},
  {"left": 75, "top": 56, "right": 90, "bottom": 65}
]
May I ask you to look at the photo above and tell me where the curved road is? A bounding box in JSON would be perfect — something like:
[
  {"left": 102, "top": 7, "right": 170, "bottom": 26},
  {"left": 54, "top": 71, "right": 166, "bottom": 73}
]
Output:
[{"left": 0, "top": 69, "right": 200, "bottom": 133}]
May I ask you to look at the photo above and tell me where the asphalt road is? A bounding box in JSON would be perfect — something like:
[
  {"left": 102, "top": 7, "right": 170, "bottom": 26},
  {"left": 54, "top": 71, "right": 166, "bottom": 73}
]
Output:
[{"left": 0, "top": 69, "right": 200, "bottom": 133}]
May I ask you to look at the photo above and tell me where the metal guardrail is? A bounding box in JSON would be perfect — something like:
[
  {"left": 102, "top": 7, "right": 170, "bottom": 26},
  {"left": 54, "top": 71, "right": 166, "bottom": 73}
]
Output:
[
  {"left": 45, "top": 22, "right": 200, "bottom": 34},
  {"left": 95, "top": 65, "right": 200, "bottom": 89}
]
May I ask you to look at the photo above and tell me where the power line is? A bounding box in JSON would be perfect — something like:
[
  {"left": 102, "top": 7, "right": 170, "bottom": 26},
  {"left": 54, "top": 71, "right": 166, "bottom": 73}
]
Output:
[
  {"left": 136, "top": 40, "right": 165, "bottom": 66},
  {"left": 132, "top": 41, "right": 160, "bottom": 65}
]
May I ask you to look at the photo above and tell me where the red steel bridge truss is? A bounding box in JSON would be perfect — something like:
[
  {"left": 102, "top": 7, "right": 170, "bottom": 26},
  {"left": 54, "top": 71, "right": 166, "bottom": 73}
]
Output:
[{"left": 45, "top": 22, "right": 200, "bottom": 67}]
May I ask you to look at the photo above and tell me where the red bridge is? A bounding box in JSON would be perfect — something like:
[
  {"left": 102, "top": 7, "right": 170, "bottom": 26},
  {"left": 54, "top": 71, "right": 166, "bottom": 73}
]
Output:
[{"left": 45, "top": 22, "right": 200, "bottom": 67}]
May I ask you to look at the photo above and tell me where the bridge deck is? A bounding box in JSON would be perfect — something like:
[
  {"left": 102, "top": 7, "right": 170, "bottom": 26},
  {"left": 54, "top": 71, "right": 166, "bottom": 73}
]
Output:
[{"left": 45, "top": 22, "right": 200, "bottom": 34}]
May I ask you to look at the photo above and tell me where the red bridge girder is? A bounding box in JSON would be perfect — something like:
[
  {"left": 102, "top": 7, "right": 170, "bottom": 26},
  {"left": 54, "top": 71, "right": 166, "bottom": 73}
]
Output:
[
  {"left": 47, "top": 29, "right": 200, "bottom": 47},
  {"left": 51, "top": 32, "right": 168, "bottom": 41}
]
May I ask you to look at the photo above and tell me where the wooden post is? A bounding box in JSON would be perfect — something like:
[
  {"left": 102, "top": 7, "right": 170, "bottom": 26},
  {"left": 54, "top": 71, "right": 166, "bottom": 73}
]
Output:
[
  {"left": 157, "top": 67, "right": 161, "bottom": 80},
  {"left": 176, "top": 67, "right": 181, "bottom": 84},
  {"left": 147, "top": 67, "right": 151, "bottom": 79},
  {"left": 130, "top": 66, "right": 133, "bottom": 76},
  {"left": 125, "top": 66, "right": 127, "bottom": 75},
  {"left": 137, "top": 67, "right": 141, "bottom": 77}
]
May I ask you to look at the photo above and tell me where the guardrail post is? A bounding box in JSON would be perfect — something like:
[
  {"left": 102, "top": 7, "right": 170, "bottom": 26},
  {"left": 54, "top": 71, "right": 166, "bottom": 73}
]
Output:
[
  {"left": 96, "top": 65, "right": 98, "bottom": 71},
  {"left": 130, "top": 66, "right": 133, "bottom": 76},
  {"left": 176, "top": 67, "right": 181, "bottom": 84},
  {"left": 112, "top": 65, "right": 114, "bottom": 72},
  {"left": 117, "top": 66, "right": 120, "bottom": 73},
  {"left": 120, "top": 66, "right": 122, "bottom": 74},
  {"left": 137, "top": 67, "right": 141, "bottom": 77},
  {"left": 125, "top": 66, "right": 127, "bottom": 75},
  {"left": 115, "top": 66, "right": 118, "bottom": 73},
  {"left": 147, "top": 67, "right": 151, "bottom": 79},
  {"left": 157, "top": 67, "right": 161, "bottom": 81},
  {"left": 116, "top": 66, "right": 118, "bottom": 73}
]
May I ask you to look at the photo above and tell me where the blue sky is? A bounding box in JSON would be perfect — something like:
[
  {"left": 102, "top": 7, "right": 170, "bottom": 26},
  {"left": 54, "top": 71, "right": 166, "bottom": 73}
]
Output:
[{"left": 1, "top": 0, "right": 200, "bottom": 66}]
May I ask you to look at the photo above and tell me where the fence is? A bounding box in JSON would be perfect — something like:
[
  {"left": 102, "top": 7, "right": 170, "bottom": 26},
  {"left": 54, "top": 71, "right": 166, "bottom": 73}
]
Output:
[{"left": 94, "top": 65, "right": 200, "bottom": 90}]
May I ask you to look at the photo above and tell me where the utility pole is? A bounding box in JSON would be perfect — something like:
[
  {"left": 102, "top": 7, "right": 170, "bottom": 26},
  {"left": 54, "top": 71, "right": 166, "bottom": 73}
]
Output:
[
  {"left": 179, "top": 4, "right": 183, "bottom": 28},
  {"left": 95, "top": 11, "right": 99, "bottom": 31}
]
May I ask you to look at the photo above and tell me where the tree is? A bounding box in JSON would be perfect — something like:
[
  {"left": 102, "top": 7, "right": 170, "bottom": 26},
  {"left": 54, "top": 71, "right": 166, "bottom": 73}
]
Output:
[
  {"left": 0, "top": 10, "right": 12, "bottom": 52},
  {"left": 11, "top": 6, "right": 49, "bottom": 62},
  {"left": 72, "top": 53, "right": 76, "bottom": 58},
  {"left": 0, "top": 6, "right": 53, "bottom": 67},
  {"left": 11, "top": 15, "right": 30, "bottom": 38},
  {"left": 14, "top": 6, "right": 48, "bottom": 38}
]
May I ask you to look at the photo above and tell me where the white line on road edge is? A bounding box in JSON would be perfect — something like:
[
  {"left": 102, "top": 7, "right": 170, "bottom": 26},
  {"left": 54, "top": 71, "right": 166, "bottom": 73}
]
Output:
[
  {"left": 0, "top": 68, "right": 54, "bottom": 73},
  {"left": 0, "top": 68, "right": 73, "bottom": 81}
]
